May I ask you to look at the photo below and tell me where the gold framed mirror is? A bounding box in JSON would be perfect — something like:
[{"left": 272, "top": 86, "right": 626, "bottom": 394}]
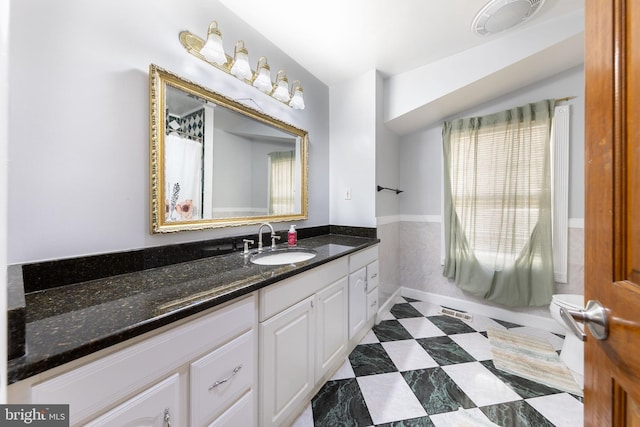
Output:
[{"left": 149, "top": 64, "right": 308, "bottom": 233}]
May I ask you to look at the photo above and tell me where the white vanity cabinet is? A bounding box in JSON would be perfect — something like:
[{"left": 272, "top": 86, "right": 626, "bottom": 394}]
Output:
[
  {"left": 259, "top": 257, "right": 349, "bottom": 427},
  {"left": 8, "top": 295, "right": 258, "bottom": 427},
  {"left": 8, "top": 244, "right": 380, "bottom": 427},
  {"left": 349, "top": 246, "right": 380, "bottom": 339}
]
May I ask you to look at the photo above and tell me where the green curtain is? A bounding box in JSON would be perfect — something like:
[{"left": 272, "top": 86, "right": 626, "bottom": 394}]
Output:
[
  {"left": 269, "top": 150, "right": 295, "bottom": 215},
  {"left": 442, "top": 99, "right": 556, "bottom": 307}
]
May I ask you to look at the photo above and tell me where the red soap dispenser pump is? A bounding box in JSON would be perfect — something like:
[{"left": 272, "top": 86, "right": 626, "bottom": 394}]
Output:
[{"left": 287, "top": 225, "right": 297, "bottom": 247}]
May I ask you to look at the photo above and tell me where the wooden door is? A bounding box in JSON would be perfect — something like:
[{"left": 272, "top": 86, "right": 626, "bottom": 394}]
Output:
[{"left": 584, "top": 0, "right": 640, "bottom": 425}]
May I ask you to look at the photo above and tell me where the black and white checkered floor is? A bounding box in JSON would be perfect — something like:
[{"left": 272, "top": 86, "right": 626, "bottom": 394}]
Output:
[{"left": 292, "top": 297, "right": 584, "bottom": 427}]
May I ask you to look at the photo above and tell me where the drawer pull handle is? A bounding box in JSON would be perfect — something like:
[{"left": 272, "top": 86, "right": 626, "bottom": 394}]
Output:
[
  {"left": 209, "top": 365, "right": 243, "bottom": 390},
  {"left": 370, "top": 300, "right": 377, "bottom": 307},
  {"left": 370, "top": 273, "right": 378, "bottom": 279}
]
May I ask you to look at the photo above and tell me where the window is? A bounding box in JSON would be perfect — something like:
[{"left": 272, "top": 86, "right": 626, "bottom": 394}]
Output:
[
  {"left": 450, "top": 121, "right": 549, "bottom": 269},
  {"left": 268, "top": 150, "right": 295, "bottom": 215},
  {"left": 442, "top": 99, "right": 557, "bottom": 307}
]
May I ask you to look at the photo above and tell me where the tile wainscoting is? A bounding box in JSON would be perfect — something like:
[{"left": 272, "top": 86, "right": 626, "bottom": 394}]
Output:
[
  {"left": 378, "top": 219, "right": 584, "bottom": 331},
  {"left": 376, "top": 221, "right": 401, "bottom": 310}
]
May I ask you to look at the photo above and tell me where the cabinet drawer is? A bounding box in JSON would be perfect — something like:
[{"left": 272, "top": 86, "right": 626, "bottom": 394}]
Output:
[
  {"left": 84, "top": 373, "right": 180, "bottom": 427},
  {"left": 208, "top": 389, "right": 255, "bottom": 427},
  {"left": 367, "top": 288, "right": 379, "bottom": 321},
  {"left": 349, "top": 246, "right": 378, "bottom": 273},
  {"left": 367, "top": 260, "right": 379, "bottom": 290},
  {"left": 191, "top": 330, "right": 255, "bottom": 426},
  {"left": 32, "top": 295, "right": 255, "bottom": 425}
]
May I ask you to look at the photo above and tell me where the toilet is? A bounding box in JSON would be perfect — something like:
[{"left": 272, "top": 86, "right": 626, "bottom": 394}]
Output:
[{"left": 549, "top": 294, "right": 584, "bottom": 378}]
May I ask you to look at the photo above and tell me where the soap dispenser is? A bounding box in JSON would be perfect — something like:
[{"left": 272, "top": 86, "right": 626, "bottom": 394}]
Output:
[{"left": 287, "top": 225, "right": 297, "bottom": 247}]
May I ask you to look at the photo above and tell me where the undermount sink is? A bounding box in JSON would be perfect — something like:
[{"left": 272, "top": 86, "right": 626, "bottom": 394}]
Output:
[{"left": 250, "top": 248, "right": 317, "bottom": 266}]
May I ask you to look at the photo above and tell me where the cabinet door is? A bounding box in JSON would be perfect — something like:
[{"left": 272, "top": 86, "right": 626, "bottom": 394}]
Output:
[
  {"left": 349, "top": 267, "right": 367, "bottom": 339},
  {"left": 84, "top": 373, "right": 179, "bottom": 427},
  {"left": 260, "top": 295, "right": 315, "bottom": 427},
  {"left": 316, "top": 276, "right": 348, "bottom": 380}
]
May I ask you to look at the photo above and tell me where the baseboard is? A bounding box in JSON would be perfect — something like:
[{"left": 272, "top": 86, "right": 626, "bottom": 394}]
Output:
[
  {"left": 400, "top": 288, "right": 565, "bottom": 335},
  {"left": 376, "top": 287, "right": 403, "bottom": 324}
]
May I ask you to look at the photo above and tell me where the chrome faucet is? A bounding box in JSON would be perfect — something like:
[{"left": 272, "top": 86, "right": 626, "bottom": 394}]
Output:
[
  {"left": 257, "top": 222, "right": 280, "bottom": 251},
  {"left": 242, "top": 239, "right": 254, "bottom": 255}
]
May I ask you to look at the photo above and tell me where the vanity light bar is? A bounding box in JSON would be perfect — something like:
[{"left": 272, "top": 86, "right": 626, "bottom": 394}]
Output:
[{"left": 179, "top": 21, "right": 305, "bottom": 110}]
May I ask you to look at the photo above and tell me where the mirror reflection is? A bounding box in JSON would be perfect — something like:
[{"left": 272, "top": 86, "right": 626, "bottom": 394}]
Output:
[{"left": 149, "top": 65, "right": 308, "bottom": 233}]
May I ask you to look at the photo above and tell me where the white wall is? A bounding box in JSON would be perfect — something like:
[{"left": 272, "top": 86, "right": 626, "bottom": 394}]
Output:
[
  {"left": 375, "top": 72, "right": 401, "bottom": 306},
  {"left": 375, "top": 72, "right": 401, "bottom": 219},
  {"left": 400, "top": 65, "right": 585, "bottom": 219},
  {"left": 8, "top": 0, "right": 330, "bottom": 264},
  {"left": 329, "top": 70, "right": 377, "bottom": 227},
  {"left": 1, "top": 0, "right": 10, "bottom": 403}
]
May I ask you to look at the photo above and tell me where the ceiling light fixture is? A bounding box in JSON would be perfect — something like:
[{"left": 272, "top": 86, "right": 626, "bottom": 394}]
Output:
[
  {"left": 472, "top": 0, "right": 546, "bottom": 36},
  {"left": 178, "top": 20, "right": 305, "bottom": 109}
]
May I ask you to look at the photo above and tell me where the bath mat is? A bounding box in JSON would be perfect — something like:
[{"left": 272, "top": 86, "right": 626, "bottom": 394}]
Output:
[{"left": 487, "top": 328, "right": 583, "bottom": 397}]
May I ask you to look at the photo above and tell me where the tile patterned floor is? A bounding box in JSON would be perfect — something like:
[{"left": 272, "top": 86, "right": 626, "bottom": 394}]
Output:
[{"left": 292, "top": 297, "right": 584, "bottom": 427}]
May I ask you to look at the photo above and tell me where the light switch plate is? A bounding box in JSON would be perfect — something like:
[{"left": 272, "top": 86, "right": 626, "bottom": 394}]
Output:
[{"left": 344, "top": 187, "right": 351, "bottom": 200}]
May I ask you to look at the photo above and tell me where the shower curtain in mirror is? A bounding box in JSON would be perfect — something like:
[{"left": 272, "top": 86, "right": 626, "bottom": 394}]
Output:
[
  {"left": 269, "top": 150, "right": 295, "bottom": 215},
  {"left": 442, "top": 99, "right": 555, "bottom": 307},
  {"left": 165, "top": 133, "right": 203, "bottom": 221}
]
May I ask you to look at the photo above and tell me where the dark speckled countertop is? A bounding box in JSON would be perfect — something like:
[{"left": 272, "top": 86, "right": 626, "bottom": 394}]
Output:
[{"left": 7, "top": 234, "right": 378, "bottom": 384}]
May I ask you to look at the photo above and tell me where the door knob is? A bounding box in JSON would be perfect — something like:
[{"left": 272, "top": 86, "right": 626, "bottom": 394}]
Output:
[{"left": 559, "top": 299, "right": 609, "bottom": 341}]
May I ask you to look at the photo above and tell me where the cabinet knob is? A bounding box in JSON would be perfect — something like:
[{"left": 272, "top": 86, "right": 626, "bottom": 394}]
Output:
[
  {"left": 209, "top": 365, "right": 243, "bottom": 390},
  {"left": 164, "top": 408, "right": 171, "bottom": 427}
]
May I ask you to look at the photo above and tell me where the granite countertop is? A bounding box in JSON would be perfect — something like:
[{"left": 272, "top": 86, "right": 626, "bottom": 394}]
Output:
[{"left": 8, "top": 234, "right": 379, "bottom": 384}]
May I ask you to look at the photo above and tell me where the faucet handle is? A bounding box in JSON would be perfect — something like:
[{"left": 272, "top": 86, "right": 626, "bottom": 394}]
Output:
[
  {"left": 243, "top": 239, "right": 254, "bottom": 255},
  {"left": 271, "top": 234, "right": 281, "bottom": 248}
]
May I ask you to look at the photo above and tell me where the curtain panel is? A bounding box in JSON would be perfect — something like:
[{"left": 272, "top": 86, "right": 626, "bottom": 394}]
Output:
[
  {"left": 442, "top": 99, "right": 556, "bottom": 307},
  {"left": 269, "top": 150, "right": 295, "bottom": 215}
]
